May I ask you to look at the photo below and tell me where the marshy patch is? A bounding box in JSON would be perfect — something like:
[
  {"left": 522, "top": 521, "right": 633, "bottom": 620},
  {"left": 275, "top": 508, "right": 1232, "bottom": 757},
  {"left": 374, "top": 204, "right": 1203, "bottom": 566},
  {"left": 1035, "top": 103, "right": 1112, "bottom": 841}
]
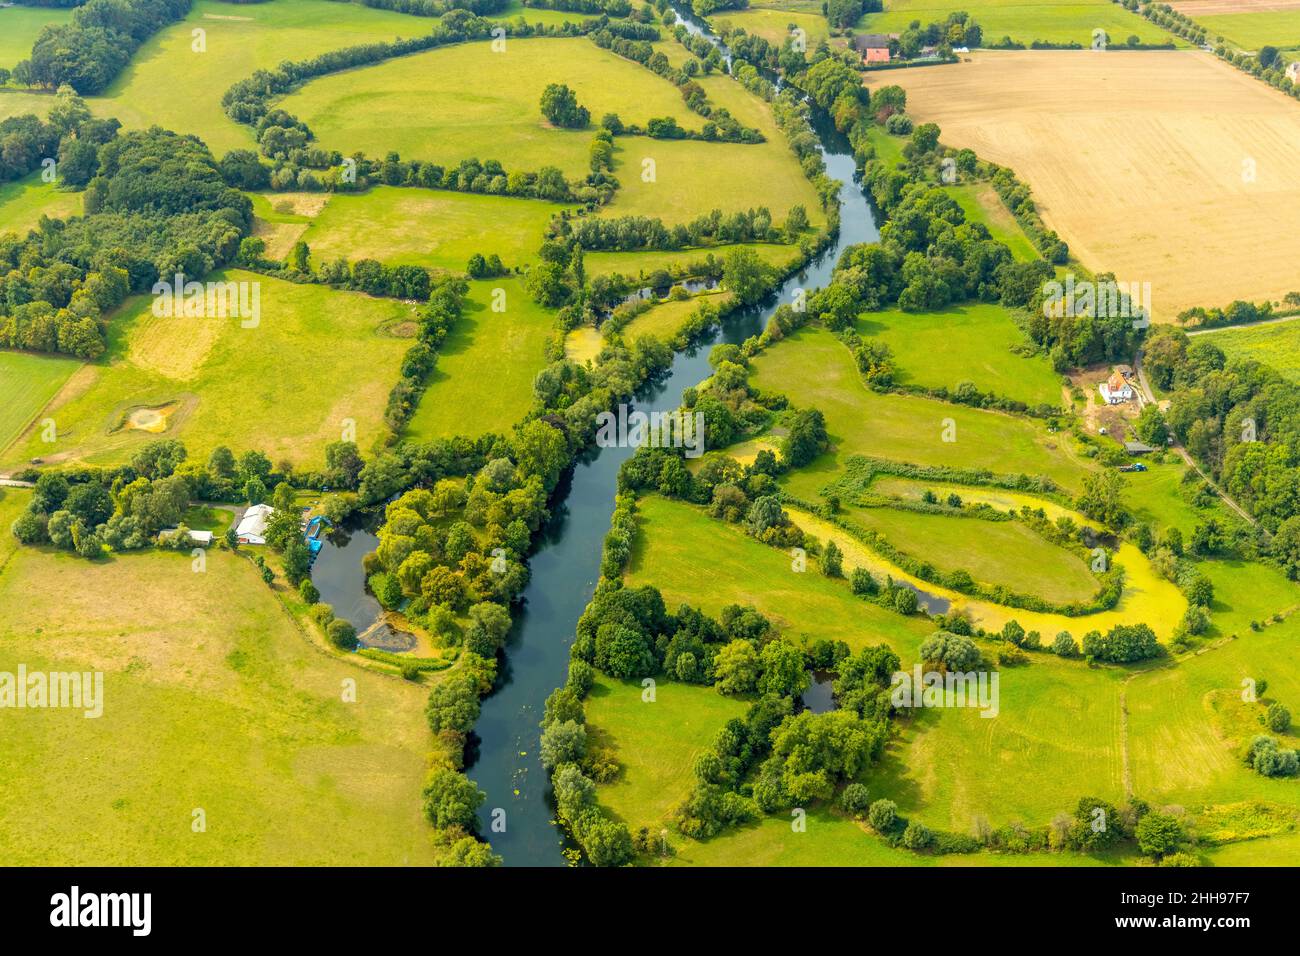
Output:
[{"left": 109, "top": 396, "right": 196, "bottom": 436}]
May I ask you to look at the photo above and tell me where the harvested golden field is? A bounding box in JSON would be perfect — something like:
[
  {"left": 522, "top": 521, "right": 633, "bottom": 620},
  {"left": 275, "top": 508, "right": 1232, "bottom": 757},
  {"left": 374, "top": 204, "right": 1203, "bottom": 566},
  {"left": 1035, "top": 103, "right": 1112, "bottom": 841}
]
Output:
[{"left": 885, "top": 51, "right": 1300, "bottom": 318}]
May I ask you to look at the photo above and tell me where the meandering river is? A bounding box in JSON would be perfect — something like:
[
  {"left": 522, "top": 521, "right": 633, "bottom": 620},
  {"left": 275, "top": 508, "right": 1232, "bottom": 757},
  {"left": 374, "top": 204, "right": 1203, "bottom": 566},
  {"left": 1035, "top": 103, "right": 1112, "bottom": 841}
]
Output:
[{"left": 466, "top": 12, "right": 883, "bottom": 865}]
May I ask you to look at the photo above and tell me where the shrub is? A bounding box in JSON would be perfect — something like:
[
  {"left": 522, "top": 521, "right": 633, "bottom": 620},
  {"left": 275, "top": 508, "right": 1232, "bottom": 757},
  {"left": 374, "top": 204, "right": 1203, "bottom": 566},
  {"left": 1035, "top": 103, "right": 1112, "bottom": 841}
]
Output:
[
  {"left": 1265, "top": 702, "right": 1292, "bottom": 734},
  {"left": 326, "top": 618, "right": 358, "bottom": 650},
  {"left": 901, "top": 821, "right": 933, "bottom": 850},
  {"left": 868, "top": 798, "right": 899, "bottom": 834},
  {"left": 841, "top": 783, "right": 871, "bottom": 814}
]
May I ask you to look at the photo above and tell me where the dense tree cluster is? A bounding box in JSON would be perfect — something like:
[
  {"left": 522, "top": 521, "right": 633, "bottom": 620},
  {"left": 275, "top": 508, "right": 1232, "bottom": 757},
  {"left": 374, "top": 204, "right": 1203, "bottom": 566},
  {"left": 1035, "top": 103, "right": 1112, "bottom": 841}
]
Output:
[
  {"left": 1, "top": 123, "right": 251, "bottom": 358},
  {"left": 569, "top": 205, "right": 803, "bottom": 251},
  {"left": 16, "top": 0, "right": 191, "bottom": 94},
  {"left": 1145, "top": 325, "right": 1300, "bottom": 531}
]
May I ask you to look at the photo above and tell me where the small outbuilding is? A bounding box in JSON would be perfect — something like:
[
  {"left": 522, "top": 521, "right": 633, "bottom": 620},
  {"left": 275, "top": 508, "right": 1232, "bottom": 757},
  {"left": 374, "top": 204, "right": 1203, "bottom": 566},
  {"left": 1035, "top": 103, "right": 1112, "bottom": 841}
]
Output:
[{"left": 1124, "top": 440, "right": 1155, "bottom": 455}]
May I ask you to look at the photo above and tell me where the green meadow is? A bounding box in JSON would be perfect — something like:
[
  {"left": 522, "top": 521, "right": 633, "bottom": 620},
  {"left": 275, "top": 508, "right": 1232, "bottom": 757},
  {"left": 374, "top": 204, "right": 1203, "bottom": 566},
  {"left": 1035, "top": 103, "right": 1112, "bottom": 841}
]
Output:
[
  {"left": 1126, "top": 615, "right": 1300, "bottom": 814},
  {"left": 282, "top": 186, "right": 564, "bottom": 273},
  {"left": 619, "top": 292, "right": 732, "bottom": 342},
  {"left": 946, "top": 182, "right": 1041, "bottom": 262},
  {"left": 749, "top": 324, "right": 1089, "bottom": 492},
  {"left": 87, "top": 0, "right": 424, "bottom": 157},
  {"left": 2, "top": 271, "right": 413, "bottom": 470},
  {"left": 840, "top": 501, "right": 1101, "bottom": 604},
  {"left": 606, "top": 135, "right": 825, "bottom": 227},
  {"left": 283, "top": 37, "right": 706, "bottom": 178},
  {"left": 1120, "top": 460, "right": 1231, "bottom": 538},
  {"left": 0, "top": 349, "right": 81, "bottom": 459},
  {"left": 403, "top": 278, "right": 554, "bottom": 442},
  {"left": 1196, "top": 11, "right": 1300, "bottom": 51},
  {"left": 786, "top": 504, "right": 1187, "bottom": 640},
  {"left": 1200, "top": 320, "right": 1300, "bottom": 383},
  {"left": 586, "top": 673, "right": 749, "bottom": 833},
  {"left": 710, "top": 7, "right": 831, "bottom": 49},
  {"left": 0, "top": 546, "right": 439, "bottom": 865},
  {"left": 0, "top": 172, "right": 83, "bottom": 236},
  {"left": 628, "top": 495, "right": 933, "bottom": 654},
  {"left": 856, "top": 303, "right": 1062, "bottom": 407},
  {"left": 872, "top": 652, "right": 1128, "bottom": 830},
  {"left": 859, "top": 0, "right": 1181, "bottom": 46},
  {"left": 0, "top": 5, "right": 74, "bottom": 71}
]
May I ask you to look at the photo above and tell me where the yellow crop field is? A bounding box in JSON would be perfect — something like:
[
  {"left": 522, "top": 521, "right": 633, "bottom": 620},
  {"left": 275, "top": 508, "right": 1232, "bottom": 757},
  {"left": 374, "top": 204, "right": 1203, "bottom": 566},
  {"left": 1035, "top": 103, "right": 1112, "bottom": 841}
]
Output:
[{"left": 885, "top": 51, "right": 1300, "bottom": 318}]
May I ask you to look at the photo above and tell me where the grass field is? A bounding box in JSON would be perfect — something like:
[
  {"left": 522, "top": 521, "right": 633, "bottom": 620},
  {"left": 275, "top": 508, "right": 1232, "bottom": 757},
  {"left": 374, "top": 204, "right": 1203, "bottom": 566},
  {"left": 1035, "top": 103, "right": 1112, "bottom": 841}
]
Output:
[
  {"left": 626, "top": 495, "right": 933, "bottom": 655},
  {"left": 605, "top": 135, "right": 825, "bottom": 227},
  {"left": 0, "top": 546, "right": 438, "bottom": 865},
  {"left": 841, "top": 502, "right": 1102, "bottom": 604},
  {"left": 1120, "top": 460, "right": 1234, "bottom": 538},
  {"left": 283, "top": 37, "right": 705, "bottom": 178},
  {"left": 886, "top": 51, "right": 1300, "bottom": 319},
  {"left": 87, "top": 0, "right": 425, "bottom": 157},
  {"left": 873, "top": 649, "right": 1128, "bottom": 830},
  {"left": 0, "top": 5, "right": 74, "bottom": 71},
  {"left": 1127, "top": 615, "right": 1300, "bottom": 814},
  {"left": 619, "top": 292, "right": 731, "bottom": 342},
  {"left": 0, "top": 172, "right": 83, "bottom": 236},
  {"left": 857, "top": 303, "right": 1061, "bottom": 406},
  {"left": 0, "top": 90, "right": 53, "bottom": 122},
  {"left": 586, "top": 672, "right": 749, "bottom": 832},
  {"left": 786, "top": 505, "right": 1188, "bottom": 639},
  {"left": 270, "top": 186, "right": 564, "bottom": 273},
  {"left": 1177, "top": 1, "right": 1300, "bottom": 50},
  {"left": 710, "top": 7, "right": 830, "bottom": 48},
  {"left": 859, "top": 0, "right": 1181, "bottom": 46},
  {"left": 0, "top": 350, "right": 82, "bottom": 458},
  {"left": 402, "top": 278, "right": 553, "bottom": 442},
  {"left": 1, "top": 271, "right": 413, "bottom": 470},
  {"left": 1199, "top": 320, "right": 1300, "bottom": 382},
  {"left": 946, "top": 181, "right": 1041, "bottom": 262},
  {"left": 748, "top": 324, "right": 1089, "bottom": 492}
]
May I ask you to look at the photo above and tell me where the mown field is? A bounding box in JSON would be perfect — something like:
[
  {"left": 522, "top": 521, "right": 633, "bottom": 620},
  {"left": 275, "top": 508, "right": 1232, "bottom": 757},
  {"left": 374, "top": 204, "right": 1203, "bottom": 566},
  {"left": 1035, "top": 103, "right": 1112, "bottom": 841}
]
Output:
[
  {"left": 403, "top": 278, "right": 553, "bottom": 442},
  {"left": 626, "top": 495, "right": 933, "bottom": 656},
  {"left": 586, "top": 672, "right": 749, "bottom": 833},
  {"left": 259, "top": 186, "right": 564, "bottom": 273},
  {"left": 0, "top": 545, "right": 438, "bottom": 865},
  {"left": 748, "top": 324, "right": 1089, "bottom": 492},
  {"left": 0, "top": 349, "right": 82, "bottom": 459},
  {"left": 619, "top": 292, "right": 731, "bottom": 342},
  {"left": 1, "top": 271, "right": 413, "bottom": 470},
  {"left": 86, "top": 0, "right": 425, "bottom": 157},
  {"left": 283, "top": 37, "right": 705, "bottom": 178},
  {"left": 0, "top": 91, "right": 52, "bottom": 122},
  {"left": 1187, "top": 7, "right": 1300, "bottom": 50},
  {"left": 856, "top": 303, "right": 1062, "bottom": 406},
  {"left": 859, "top": 0, "right": 1181, "bottom": 46},
  {"left": 0, "top": 172, "right": 83, "bottom": 236},
  {"left": 710, "top": 7, "right": 831, "bottom": 48},
  {"left": 605, "top": 135, "right": 825, "bottom": 227},
  {"left": 840, "top": 502, "right": 1101, "bottom": 604},
  {"left": 887, "top": 51, "right": 1300, "bottom": 319},
  {"left": 786, "top": 504, "right": 1188, "bottom": 640},
  {"left": 1199, "top": 321, "right": 1300, "bottom": 383},
  {"left": 0, "top": 5, "right": 74, "bottom": 71}
]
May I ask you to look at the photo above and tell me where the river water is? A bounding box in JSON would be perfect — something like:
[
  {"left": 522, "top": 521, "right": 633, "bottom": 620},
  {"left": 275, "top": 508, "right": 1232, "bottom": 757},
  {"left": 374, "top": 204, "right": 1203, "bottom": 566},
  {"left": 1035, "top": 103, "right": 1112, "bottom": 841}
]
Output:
[{"left": 466, "top": 13, "right": 883, "bottom": 865}]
